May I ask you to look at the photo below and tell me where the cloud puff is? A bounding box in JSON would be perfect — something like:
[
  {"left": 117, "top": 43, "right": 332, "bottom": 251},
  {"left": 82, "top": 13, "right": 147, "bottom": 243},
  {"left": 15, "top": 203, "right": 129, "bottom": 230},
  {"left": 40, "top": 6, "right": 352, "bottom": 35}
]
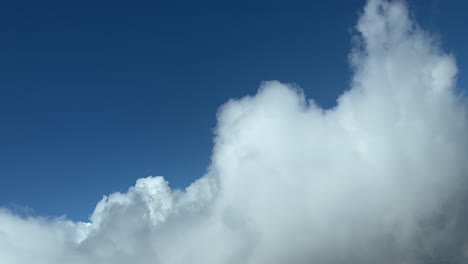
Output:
[{"left": 1, "top": 0, "right": 468, "bottom": 263}]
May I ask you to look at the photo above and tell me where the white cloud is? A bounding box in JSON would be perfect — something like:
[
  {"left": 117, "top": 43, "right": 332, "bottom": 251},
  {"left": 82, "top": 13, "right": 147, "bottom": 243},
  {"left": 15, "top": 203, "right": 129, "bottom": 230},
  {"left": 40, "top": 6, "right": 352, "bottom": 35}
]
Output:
[{"left": 2, "top": 0, "right": 468, "bottom": 263}]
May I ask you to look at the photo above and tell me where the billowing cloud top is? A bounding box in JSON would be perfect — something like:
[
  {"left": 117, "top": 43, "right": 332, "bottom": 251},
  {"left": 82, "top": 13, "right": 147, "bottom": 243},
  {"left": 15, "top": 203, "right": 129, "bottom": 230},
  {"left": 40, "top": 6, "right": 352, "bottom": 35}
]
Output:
[{"left": 2, "top": 0, "right": 468, "bottom": 263}]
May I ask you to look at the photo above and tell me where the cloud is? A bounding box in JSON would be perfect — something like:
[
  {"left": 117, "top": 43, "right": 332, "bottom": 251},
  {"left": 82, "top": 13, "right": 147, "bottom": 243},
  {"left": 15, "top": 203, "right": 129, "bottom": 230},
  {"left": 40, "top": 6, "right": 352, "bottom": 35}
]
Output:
[{"left": 1, "top": 0, "right": 468, "bottom": 263}]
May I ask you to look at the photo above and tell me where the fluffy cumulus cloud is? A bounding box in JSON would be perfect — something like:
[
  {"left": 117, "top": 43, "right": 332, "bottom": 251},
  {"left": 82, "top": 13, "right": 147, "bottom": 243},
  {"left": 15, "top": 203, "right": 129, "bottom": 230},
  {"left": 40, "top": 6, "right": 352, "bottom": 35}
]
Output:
[{"left": 2, "top": 0, "right": 468, "bottom": 263}]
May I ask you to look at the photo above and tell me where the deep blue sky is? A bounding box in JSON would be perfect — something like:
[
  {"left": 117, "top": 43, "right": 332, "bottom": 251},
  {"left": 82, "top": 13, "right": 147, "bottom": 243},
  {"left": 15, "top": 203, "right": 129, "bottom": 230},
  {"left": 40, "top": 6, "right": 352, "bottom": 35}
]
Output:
[{"left": 1, "top": 0, "right": 467, "bottom": 221}]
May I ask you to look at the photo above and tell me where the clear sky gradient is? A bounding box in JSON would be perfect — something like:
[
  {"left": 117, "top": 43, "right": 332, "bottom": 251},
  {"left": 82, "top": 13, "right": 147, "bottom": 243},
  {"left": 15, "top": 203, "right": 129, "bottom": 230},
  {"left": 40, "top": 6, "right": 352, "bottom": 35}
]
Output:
[{"left": 1, "top": 0, "right": 467, "bottom": 221}]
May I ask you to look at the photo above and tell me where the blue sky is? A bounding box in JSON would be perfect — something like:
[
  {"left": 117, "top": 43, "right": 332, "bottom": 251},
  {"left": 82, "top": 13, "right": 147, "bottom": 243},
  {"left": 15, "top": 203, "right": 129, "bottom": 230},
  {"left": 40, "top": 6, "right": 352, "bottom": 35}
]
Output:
[{"left": 1, "top": 0, "right": 467, "bottom": 221}]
